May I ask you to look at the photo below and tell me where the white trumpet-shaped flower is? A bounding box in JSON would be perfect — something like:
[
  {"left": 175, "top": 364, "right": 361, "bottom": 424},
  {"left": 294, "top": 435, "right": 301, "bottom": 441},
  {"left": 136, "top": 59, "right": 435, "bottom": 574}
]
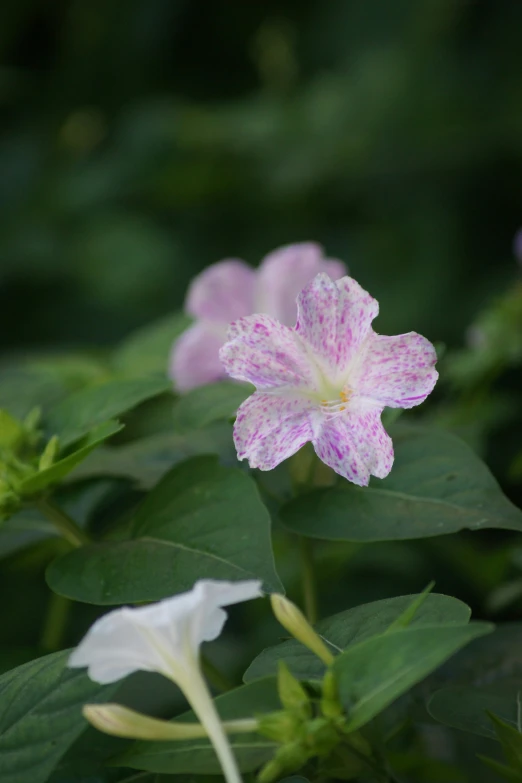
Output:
[{"left": 69, "top": 579, "right": 263, "bottom": 783}]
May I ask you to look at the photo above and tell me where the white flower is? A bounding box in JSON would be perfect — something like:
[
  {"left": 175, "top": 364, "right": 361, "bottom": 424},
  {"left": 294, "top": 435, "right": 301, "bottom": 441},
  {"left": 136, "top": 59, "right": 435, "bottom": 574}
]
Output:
[{"left": 69, "top": 579, "right": 262, "bottom": 783}]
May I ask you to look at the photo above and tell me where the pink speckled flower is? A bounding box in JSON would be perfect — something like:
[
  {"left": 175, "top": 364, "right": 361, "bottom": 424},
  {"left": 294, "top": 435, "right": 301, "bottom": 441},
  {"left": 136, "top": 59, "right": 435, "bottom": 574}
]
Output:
[
  {"left": 219, "top": 274, "right": 438, "bottom": 485},
  {"left": 170, "top": 242, "right": 346, "bottom": 391}
]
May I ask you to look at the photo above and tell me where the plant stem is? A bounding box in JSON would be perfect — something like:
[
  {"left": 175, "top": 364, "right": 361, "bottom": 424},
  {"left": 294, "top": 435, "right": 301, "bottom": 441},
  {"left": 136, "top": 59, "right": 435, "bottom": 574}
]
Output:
[
  {"left": 36, "top": 498, "right": 90, "bottom": 547},
  {"left": 201, "top": 654, "right": 235, "bottom": 692},
  {"left": 40, "top": 592, "right": 72, "bottom": 651},
  {"left": 299, "top": 536, "right": 318, "bottom": 625},
  {"left": 182, "top": 668, "right": 243, "bottom": 783}
]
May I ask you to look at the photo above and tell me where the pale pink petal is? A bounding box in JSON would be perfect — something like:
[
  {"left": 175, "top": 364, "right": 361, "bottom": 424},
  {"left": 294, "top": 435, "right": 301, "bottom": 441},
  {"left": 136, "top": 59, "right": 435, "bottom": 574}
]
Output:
[
  {"left": 313, "top": 403, "right": 393, "bottom": 485},
  {"left": 185, "top": 259, "right": 256, "bottom": 322},
  {"left": 355, "top": 332, "right": 438, "bottom": 408},
  {"left": 255, "top": 242, "right": 347, "bottom": 327},
  {"left": 219, "top": 314, "right": 314, "bottom": 390},
  {"left": 234, "top": 392, "right": 316, "bottom": 470},
  {"left": 169, "top": 322, "right": 227, "bottom": 392},
  {"left": 295, "top": 274, "right": 379, "bottom": 374}
]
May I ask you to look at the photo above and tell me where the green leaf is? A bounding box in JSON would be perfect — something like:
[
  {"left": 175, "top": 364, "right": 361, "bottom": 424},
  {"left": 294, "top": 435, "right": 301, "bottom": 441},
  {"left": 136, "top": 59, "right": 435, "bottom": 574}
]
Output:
[
  {"left": 45, "top": 376, "right": 172, "bottom": 448},
  {"left": 428, "top": 685, "right": 522, "bottom": 739},
  {"left": 385, "top": 581, "right": 435, "bottom": 633},
  {"left": 422, "top": 623, "right": 522, "bottom": 695},
  {"left": 489, "top": 711, "right": 522, "bottom": 769},
  {"left": 113, "top": 312, "right": 191, "bottom": 377},
  {"left": 171, "top": 382, "right": 252, "bottom": 433},
  {"left": 46, "top": 456, "right": 282, "bottom": 604},
  {"left": 19, "top": 420, "right": 123, "bottom": 496},
  {"left": 280, "top": 426, "right": 522, "bottom": 541},
  {"left": 244, "top": 593, "right": 472, "bottom": 682},
  {"left": 114, "top": 677, "right": 280, "bottom": 774},
  {"left": 68, "top": 423, "right": 236, "bottom": 489},
  {"left": 0, "top": 650, "right": 116, "bottom": 783},
  {"left": 334, "top": 622, "right": 493, "bottom": 731}
]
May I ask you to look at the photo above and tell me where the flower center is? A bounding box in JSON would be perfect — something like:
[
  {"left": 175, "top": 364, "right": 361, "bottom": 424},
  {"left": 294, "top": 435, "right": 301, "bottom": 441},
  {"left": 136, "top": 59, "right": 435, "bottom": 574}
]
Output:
[{"left": 319, "top": 386, "right": 353, "bottom": 418}]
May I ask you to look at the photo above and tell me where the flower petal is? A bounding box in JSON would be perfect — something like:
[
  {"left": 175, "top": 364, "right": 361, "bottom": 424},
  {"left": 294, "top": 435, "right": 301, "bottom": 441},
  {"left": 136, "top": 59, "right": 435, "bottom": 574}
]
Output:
[
  {"left": 233, "top": 392, "right": 316, "bottom": 470},
  {"left": 295, "top": 274, "right": 379, "bottom": 375},
  {"left": 69, "top": 580, "right": 262, "bottom": 684},
  {"left": 220, "top": 314, "right": 314, "bottom": 389},
  {"left": 68, "top": 609, "right": 173, "bottom": 683},
  {"left": 189, "top": 579, "right": 263, "bottom": 648},
  {"left": 255, "top": 242, "right": 347, "bottom": 327},
  {"left": 313, "top": 403, "right": 393, "bottom": 485},
  {"left": 356, "top": 332, "right": 438, "bottom": 408},
  {"left": 185, "top": 259, "right": 256, "bottom": 322},
  {"left": 169, "top": 321, "right": 227, "bottom": 392}
]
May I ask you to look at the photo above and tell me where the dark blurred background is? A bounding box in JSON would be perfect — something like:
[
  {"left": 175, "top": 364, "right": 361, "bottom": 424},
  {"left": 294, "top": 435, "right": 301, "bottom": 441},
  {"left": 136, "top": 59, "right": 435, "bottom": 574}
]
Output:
[{"left": 1, "top": 0, "right": 522, "bottom": 352}]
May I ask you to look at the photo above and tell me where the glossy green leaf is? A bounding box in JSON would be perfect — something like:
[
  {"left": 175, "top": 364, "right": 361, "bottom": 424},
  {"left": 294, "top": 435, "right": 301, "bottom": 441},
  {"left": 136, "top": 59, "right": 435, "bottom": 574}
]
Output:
[
  {"left": 114, "top": 677, "right": 280, "bottom": 774},
  {"left": 428, "top": 685, "right": 522, "bottom": 739},
  {"left": 244, "top": 593, "right": 472, "bottom": 682},
  {"left": 334, "top": 622, "right": 493, "bottom": 731},
  {"left": 0, "top": 650, "right": 116, "bottom": 783},
  {"left": 171, "top": 381, "right": 252, "bottom": 433},
  {"left": 46, "top": 456, "right": 282, "bottom": 604},
  {"left": 113, "top": 312, "right": 190, "bottom": 376},
  {"left": 281, "top": 426, "right": 522, "bottom": 541},
  {"left": 68, "top": 423, "right": 236, "bottom": 489},
  {"left": 45, "top": 375, "right": 171, "bottom": 448},
  {"left": 19, "top": 420, "right": 123, "bottom": 496},
  {"left": 422, "top": 623, "right": 522, "bottom": 695}
]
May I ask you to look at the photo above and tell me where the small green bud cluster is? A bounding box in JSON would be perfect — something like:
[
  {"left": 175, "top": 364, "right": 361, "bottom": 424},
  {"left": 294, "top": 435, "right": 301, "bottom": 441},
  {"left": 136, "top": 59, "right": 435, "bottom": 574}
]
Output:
[
  {"left": 0, "top": 407, "right": 60, "bottom": 519},
  {"left": 257, "top": 662, "right": 365, "bottom": 782},
  {"left": 255, "top": 594, "right": 379, "bottom": 782}
]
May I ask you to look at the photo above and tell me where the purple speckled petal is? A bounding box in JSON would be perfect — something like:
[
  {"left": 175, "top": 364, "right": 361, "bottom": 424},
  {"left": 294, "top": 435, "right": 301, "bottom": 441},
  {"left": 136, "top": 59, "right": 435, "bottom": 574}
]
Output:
[
  {"left": 233, "top": 392, "right": 316, "bottom": 470},
  {"left": 313, "top": 403, "right": 394, "bottom": 485},
  {"left": 356, "top": 332, "right": 438, "bottom": 408},
  {"left": 295, "top": 274, "right": 379, "bottom": 374},
  {"left": 255, "top": 242, "right": 347, "bottom": 327},
  {"left": 185, "top": 259, "right": 256, "bottom": 322},
  {"left": 169, "top": 321, "right": 227, "bottom": 392},
  {"left": 219, "top": 314, "right": 314, "bottom": 390}
]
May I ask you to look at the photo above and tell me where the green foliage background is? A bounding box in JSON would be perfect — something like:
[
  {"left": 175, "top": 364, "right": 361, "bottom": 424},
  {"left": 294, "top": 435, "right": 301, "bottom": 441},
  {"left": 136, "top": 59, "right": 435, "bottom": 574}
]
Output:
[{"left": 0, "top": 0, "right": 521, "bottom": 347}]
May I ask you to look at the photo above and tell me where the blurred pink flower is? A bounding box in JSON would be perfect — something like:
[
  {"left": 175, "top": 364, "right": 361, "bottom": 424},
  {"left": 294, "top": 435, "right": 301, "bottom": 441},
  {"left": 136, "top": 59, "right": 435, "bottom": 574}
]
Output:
[
  {"left": 220, "top": 273, "right": 438, "bottom": 485},
  {"left": 170, "top": 242, "right": 346, "bottom": 391}
]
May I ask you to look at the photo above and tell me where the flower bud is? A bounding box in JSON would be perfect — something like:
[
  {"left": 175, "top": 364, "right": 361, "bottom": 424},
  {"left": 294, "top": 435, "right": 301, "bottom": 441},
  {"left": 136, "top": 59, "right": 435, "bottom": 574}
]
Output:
[
  {"left": 83, "top": 703, "right": 211, "bottom": 740},
  {"left": 258, "top": 741, "right": 308, "bottom": 783},
  {"left": 270, "top": 593, "right": 334, "bottom": 666},
  {"left": 257, "top": 709, "right": 302, "bottom": 743},
  {"left": 305, "top": 716, "right": 339, "bottom": 757},
  {"left": 277, "top": 661, "right": 311, "bottom": 719}
]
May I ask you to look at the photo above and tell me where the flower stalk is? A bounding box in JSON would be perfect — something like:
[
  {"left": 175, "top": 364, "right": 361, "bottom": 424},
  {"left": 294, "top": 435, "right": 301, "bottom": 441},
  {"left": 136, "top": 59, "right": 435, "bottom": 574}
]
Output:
[
  {"left": 36, "top": 497, "right": 90, "bottom": 547},
  {"left": 83, "top": 702, "right": 258, "bottom": 741}
]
